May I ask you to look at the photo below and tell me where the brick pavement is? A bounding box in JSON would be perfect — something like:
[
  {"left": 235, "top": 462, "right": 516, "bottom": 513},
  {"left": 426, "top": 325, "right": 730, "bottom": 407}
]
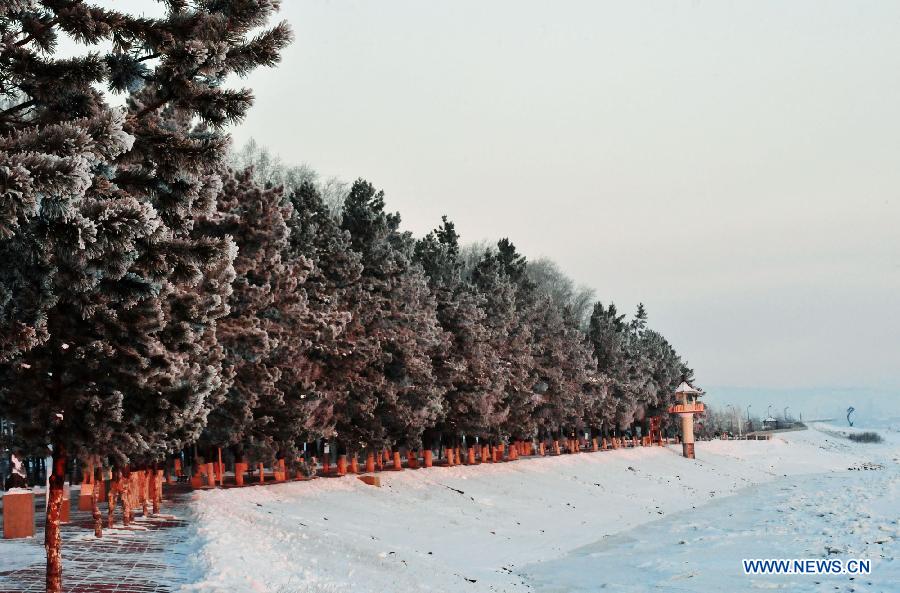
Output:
[{"left": 0, "top": 486, "right": 193, "bottom": 593}]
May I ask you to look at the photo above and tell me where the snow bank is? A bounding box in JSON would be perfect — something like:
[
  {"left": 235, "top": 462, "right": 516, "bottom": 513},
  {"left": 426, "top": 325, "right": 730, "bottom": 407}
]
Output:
[
  {"left": 180, "top": 427, "right": 886, "bottom": 593},
  {"left": 526, "top": 425, "right": 900, "bottom": 592}
]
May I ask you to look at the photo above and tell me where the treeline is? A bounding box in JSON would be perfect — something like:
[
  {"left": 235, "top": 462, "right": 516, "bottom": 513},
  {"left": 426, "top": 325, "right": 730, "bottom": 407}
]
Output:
[
  {"left": 0, "top": 2, "right": 690, "bottom": 589},
  {"left": 195, "top": 141, "right": 694, "bottom": 463}
]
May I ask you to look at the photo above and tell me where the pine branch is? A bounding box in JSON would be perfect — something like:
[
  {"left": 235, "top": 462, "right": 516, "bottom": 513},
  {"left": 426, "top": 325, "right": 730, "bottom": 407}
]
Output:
[
  {"left": 15, "top": 19, "right": 58, "bottom": 47},
  {"left": 0, "top": 98, "right": 36, "bottom": 119},
  {"left": 14, "top": 10, "right": 68, "bottom": 49},
  {"left": 16, "top": 0, "right": 88, "bottom": 47},
  {"left": 134, "top": 93, "right": 169, "bottom": 119}
]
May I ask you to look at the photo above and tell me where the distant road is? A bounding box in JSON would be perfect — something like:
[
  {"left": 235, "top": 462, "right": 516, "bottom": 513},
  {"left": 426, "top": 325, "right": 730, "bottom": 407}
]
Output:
[{"left": 746, "top": 424, "right": 808, "bottom": 437}]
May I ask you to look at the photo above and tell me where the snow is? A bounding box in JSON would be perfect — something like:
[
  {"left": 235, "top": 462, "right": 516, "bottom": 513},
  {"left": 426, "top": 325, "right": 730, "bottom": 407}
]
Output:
[
  {"left": 526, "top": 424, "right": 900, "bottom": 592},
  {"left": 675, "top": 380, "right": 702, "bottom": 394},
  {"left": 0, "top": 538, "right": 43, "bottom": 572},
  {"left": 180, "top": 425, "right": 898, "bottom": 593},
  {"left": 0, "top": 488, "right": 42, "bottom": 572}
]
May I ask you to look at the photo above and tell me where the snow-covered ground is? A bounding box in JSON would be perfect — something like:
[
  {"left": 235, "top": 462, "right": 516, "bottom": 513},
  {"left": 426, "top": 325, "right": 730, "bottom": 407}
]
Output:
[
  {"left": 0, "top": 536, "right": 44, "bottom": 573},
  {"left": 0, "top": 486, "right": 46, "bottom": 572},
  {"left": 179, "top": 424, "right": 899, "bottom": 593},
  {"left": 526, "top": 426, "right": 899, "bottom": 593}
]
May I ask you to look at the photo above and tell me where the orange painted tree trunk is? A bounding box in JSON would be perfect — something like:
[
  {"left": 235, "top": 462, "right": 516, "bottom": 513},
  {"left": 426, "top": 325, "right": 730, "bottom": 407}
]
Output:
[
  {"left": 151, "top": 464, "right": 160, "bottom": 515},
  {"left": 107, "top": 470, "right": 118, "bottom": 528},
  {"left": 92, "top": 466, "right": 103, "bottom": 538},
  {"left": 46, "top": 442, "right": 67, "bottom": 593},
  {"left": 141, "top": 468, "right": 149, "bottom": 517},
  {"left": 121, "top": 468, "right": 132, "bottom": 527}
]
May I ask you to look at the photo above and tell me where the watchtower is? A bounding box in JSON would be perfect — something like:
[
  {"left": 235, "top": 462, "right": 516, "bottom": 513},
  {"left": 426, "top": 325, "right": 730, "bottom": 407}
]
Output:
[{"left": 668, "top": 381, "right": 704, "bottom": 459}]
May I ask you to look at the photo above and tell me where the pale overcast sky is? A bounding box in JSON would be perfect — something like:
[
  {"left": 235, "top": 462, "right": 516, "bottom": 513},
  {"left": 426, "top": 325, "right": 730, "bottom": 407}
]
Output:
[{"left": 89, "top": 2, "right": 900, "bottom": 411}]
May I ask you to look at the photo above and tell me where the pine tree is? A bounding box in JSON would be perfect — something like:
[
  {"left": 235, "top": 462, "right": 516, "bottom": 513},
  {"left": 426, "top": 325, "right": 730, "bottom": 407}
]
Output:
[
  {"left": 633, "top": 326, "right": 691, "bottom": 434},
  {"left": 587, "top": 301, "right": 692, "bottom": 439},
  {"left": 231, "top": 138, "right": 349, "bottom": 215},
  {"left": 415, "top": 217, "right": 505, "bottom": 451},
  {"left": 470, "top": 245, "right": 534, "bottom": 445},
  {"left": 197, "top": 168, "right": 312, "bottom": 464},
  {"left": 530, "top": 297, "right": 597, "bottom": 444},
  {"left": 0, "top": 3, "right": 290, "bottom": 591},
  {"left": 335, "top": 180, "right": 447, "bottom": 454},
  {"left": 281, "top": 181, "right": 362, "bottom": 460},
  {"left": 587, "top": 302, "right": 632, "bottom": 435},
  {"left": 529, "top": 296, "right": 576, "bottom": 441},
  {"left": 623, "top": 304, "right": 687, "bottom": 436},
  {"left": 525, "top": 257, "right": 596, "bottom": 329},
  {"left": 631, "top": 302, "right": 648, "bottom": 331}
]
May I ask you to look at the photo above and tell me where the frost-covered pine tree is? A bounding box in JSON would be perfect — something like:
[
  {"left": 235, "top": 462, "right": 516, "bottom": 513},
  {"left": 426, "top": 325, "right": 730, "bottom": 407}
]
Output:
[
  {"left": 525, "top": 257, "right": 596, "bottom": 330},
  {"left": 198, "top": 169, "right": 312, "bottom": 464},
  {"left": 231, "top": 138, "right": 350, "bottom": 215},
  {"left": 530, "top": 296, "right": 597, "bottom": 445},
  {"left": 336, "top": 180, "right": 447, "bottom": 454},
  {"left": 415, "top": 217, "right": 505, "bottom": 452},
  {"left": 587, "top": 302, "right": 634, "bottom": 435},
  {"left": 631, "top": 315, "right": 692, "bottom": 434},
  {"left": 0, "top": 3, "right": 290, "bottom": 591},
  {"left": 471, "top": 242, "right": 535, "bottom": 445},
  {"left": 281, "top": 181, "right": 361, "bottom": 457},
  {"left": 587, "top": 301, "right": 691, "bottom": 438}
]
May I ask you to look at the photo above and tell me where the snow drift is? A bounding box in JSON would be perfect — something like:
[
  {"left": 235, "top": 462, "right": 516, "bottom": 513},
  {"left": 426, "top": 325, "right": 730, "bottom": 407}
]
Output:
[{"left": 178, "top": 425, "right": 897, "bottom": 593}]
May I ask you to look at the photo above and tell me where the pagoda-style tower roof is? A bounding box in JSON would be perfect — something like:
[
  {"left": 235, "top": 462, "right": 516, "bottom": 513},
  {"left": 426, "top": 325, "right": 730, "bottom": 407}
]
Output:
[
  {"left": 674, "top": 381, "right": 704, "bottom": 396},
  {"left": 669, "top": 381, "right": 705, "bottom": 414}
]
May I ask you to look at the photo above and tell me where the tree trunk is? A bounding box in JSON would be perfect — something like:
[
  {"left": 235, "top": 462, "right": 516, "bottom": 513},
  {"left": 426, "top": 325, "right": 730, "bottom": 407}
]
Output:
[
  {"left": 151, "top": 464, "right": 160, "bottom": 515},
  {"left": 107, "top": 470, "right": 117, "bottom": 528},
  {"left": 141, "top": 468, "right": 150, "bottom": 517},
  {"left": 45, "top": 441, "right": 66, "bottom": 593},
  {"left": 92, "top": 466, "right": 103, "bottom": 537},
  {"left": 121, "top": 468, "right": 131, "bottom": 527}
]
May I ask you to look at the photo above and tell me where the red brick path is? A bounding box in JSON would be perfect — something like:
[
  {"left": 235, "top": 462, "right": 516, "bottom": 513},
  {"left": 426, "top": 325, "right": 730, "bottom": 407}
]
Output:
[{"left": 0, "top": 486, "right": 192, "bottom": 593}]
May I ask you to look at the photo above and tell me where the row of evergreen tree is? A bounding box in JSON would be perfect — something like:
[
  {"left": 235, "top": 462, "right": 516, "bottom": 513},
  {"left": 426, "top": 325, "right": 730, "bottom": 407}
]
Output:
[
  {"left": 0, "top": 0, "right": 695, "bottom": 476},
  {"left": 192, "top": 143, "right": 694, "bottom": 463},
  {"left": 0, "top": 3, "right": 297, "bottom": 589},
  {"left": 0, "top": 2, "right": 691, "bottom": 589}
]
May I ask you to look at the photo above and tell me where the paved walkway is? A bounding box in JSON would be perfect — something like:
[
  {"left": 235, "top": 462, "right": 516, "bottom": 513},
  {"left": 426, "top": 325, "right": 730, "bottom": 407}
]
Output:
[{"left": 0, "top": 486, "right": 193, "bottom": 593}]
